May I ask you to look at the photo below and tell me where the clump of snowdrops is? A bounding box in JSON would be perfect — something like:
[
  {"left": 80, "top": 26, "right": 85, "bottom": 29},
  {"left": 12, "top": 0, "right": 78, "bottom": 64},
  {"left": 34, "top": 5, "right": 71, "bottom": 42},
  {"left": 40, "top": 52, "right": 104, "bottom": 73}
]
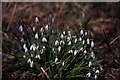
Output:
[{"left": 12, "top": 13, "right": 102, "bottom": 80}]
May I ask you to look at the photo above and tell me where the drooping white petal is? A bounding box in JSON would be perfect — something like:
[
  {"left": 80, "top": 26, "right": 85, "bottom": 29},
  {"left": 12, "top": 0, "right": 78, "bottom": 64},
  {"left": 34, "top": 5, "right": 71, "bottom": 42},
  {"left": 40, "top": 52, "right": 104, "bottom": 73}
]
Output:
[
  {"left": 68, "top": 41, "right": 71, "bottom": 45},
  {"left": 91, "top": 41, "right": 94, "bottom": 47},
  {"left": 62, "top": 62, "right": 65, "bottom": 66},
  {"left": 80, "top": 29, "right": 84, "bottom": 35},
  {"left": 68, "top": 50, "right": 73, "bottom": 54},
  {"left": 55, "top": 57, "right": 58, "bottom": 63},
  {"left": 86, "top": 72, "right": 91, "bottom": 77},
  {"left": 42, "top": 37, "right": 47, "bottom": 42},
  {"left": 87, "top": 38, "right": 90, "bottom": 44},
  {"left": 95, "top": 70, "right": 100, "bottom": 74},
  {"left": 91, "top": 52, "right": 95, "bottom": 59},
  {"left": 30, "top": 61, "right": 34, "bottom": 68},
  {"left": 88, "top": 61, "right": 92, "bottom": 67},
  {"left": 74, "top": 50, "right": 79, "bottom": 55},
  {"left": 45, "top": 25, "right": 49, "bottom": 30},
  {"left": 74, "top": 38, "right": 77, "bottom": 43},
  {"left": 35, "top": 17, "right": 39, "bottom": 23},
  {"left": 27, "top": 58, "right": 31, "bottom": 64},
  {"left": 33, "top": 27, "right": 35, "bottom": 31},
  {"left": 60, "top": 34, "right": 64, "bottom": 39},
  {"left": 19, "top": 25, "right": 23, "bottom": 32},
  {"left": 55, "top": 40, "right": 59, "bottom": 45},
  {"left": 35, "top": 33, "right": 38, "bottom": 39},
  {"left": 58, "top": 46, "right": 61, "bottom": 52}
]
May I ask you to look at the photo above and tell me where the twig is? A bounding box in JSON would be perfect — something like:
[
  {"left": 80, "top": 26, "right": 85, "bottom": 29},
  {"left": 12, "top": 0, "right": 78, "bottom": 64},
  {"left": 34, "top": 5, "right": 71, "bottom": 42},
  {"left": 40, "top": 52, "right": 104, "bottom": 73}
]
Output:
[
  {"left": 40, "top": 67, "right": 51, "bottom": 80},
  {"left": 110, "top": 35, "right": 120, "bottom": 45}
]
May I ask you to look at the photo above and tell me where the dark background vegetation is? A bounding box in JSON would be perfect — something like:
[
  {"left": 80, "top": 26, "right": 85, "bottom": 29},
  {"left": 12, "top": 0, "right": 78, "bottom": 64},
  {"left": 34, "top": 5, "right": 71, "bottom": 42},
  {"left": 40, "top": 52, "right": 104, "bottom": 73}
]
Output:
[{"left": 2, "top": 2, "right": 120, "bottom": 80}]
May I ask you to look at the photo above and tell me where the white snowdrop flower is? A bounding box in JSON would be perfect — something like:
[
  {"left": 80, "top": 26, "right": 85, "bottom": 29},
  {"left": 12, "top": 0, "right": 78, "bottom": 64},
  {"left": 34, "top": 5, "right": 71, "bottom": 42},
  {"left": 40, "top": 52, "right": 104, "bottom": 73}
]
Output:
[
  {"left": 35, "top": 17, "right": 39, "bottom": 23},
  {"left": 35, "top": 33, "right": 38, "bottom": 39},
  {"left": 40, "top": 49, "right": 44, "bottom": 54},
  {"left": 100, "top": 66, "right": 103, "bottom": 71},
  {"left": 55, "top": 40, "right": 59, "bottom": 45},
  {"left": 67, "top": 37, "right": 71, "bottom": 41},
  {"left": 58, "top": 46, "right": 61, "bottom": 52},
  {"left": 74, "top": 50, "right": 79, "bottom": 55},
  {"left": 30, "top": 45, "right": 33, "bottom": 50},
  {"left": 60, "top": 40, "right": 65, "bottom": 45},
  {"left": 86, "top": 72, "right": 91, "bottom": 77},
  {"left": 85, "top": 32, "right": 87, "bottom": 35},
  {"left": 74, "top": 38, "right": 77, "bottom": 43},
  {"left": 68, "top": 41, "right": 71, "bottom": 45},
  {"left": 82, "top": 40, "right": 85, "bottom": 44},
  {"left": 25, "top": 48, "right": 28, "bottom": 52},
  {"left": 72, "top": 36, "right": 76, "bottom": 38},
  {"left": 95, "top": 70, "right": 100, "bottom": 74},
  {"left": 52, "top": 48, "right": 55, "bottom": 53},
  {"left": 68, "top": 31, "right": 71, "bottom": 35},
  {"left": 43, "top": 46, "right": 45, "bottom": 49},
  {"left": 91, "top": 52, "right": 95, "bottom": 59},
  {"left": 79, "top": 47, "right": 83, "bottom": 51},
  {"left": 60, "top": 34, "right": 64, "bottom": 39},
  {"left": 79, "top": 37, "right": 82, "bottom": 41},
  {"left": 55, "top": 57, "right": 58, "bottom": 63},
  {"left": 19, "top": 25, "right": 23, "bottom": 32},
  {"left": 84, "top": 50, "right": 87, "bottom": 53},
  {"left": 62, "top": 62, "right": 65, "bottom": 66},
  {"left": 27, "top": 58, "right": 31, "bottom": 64},
  {"left": 21, "top": 38, "right": 24, "bottom": 43},
  {"left": 68, "top": 50, "right": 73, "bottom": 54},
  {"left": 36, "top": 46, "right": 39, "bottom": 49},
  {"left": 33, "top": 45, "right": 36, "bottom": 51},
  {"left": 80, "top": 29, "right": 84, "bottom": 35},
  {"left": 63, "top": 31, "right": 65, "bottom": 35},
  {"left": 35, "top": 55, "right": 40, "bottom": 59},
  {"left": 23, "top": 55, "right": 26, "bottom": 58},
  {"left": 45, "top": 25, "right": 49, "bottom": 30},
  {"left": 87, "top": 38, "right": 90, "bottom": 44},
  {"left": 31, "top": 54, "right": 33, "bottom": 57},
  {"left": 91, "top": 41, "right": 94, "bottom": 48},
  {"left": 33, "top": 27, "right": 35, "bottom": 31},
  {"left": 88, "top": 61, "right": 92, "bottom": 67},
  {"left": 42, "top": 37, "right": 47, "bottom": 42},
  {"left": 40, "top": 27, "right": 44, "bottom": 32},
  {"left": 30, "top": 61, "right": 34, "bottom": 68},
  {"left": 23, "top": 44, "right": 26, "bottom": 50},
  {"left": 95, "top": 75, "right": 97, "bottom": 79}
]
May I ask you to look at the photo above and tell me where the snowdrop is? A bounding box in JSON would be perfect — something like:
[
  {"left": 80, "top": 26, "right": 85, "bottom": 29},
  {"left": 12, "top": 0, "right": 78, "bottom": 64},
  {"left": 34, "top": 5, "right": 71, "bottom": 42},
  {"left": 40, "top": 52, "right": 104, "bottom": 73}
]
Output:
[
  {"left": 35, "top": 55, "right": 40, "bottom": 59},
  {"left": 40, "top": 27, "right": 44, "bottom": 33},
  {"left": 68, "top": 41, "right": 71, "bottom": 45},
  {"left": 95, "top": 70, "right": 100, "bottom": 74},
  {"left": 19, "top": 25, "right": 23, "bottom": 32},
  {"left": 33, "top": 27, "right": 35, "bottom": 31},
  {"left": 45, "top": 25, "right": 49, "bottom": 30},
  {"left": 35, "top": 17, "right": 39, "bottom": 23},
  {"left": 68, "top": 50, "right": 73, "bottom": 54},
  {"left": 82, "top": 40, "right": 85, "bottom": 44},
  {"left": 87, "top": 38, "right": 90, "bottom": 44},
  {"left": 30, "top": 61, "right": 34, "bottom": 68},
  {"left": 40, "top": 49, "right": 44, "bottom": 54},
  {"left": 63, "top": 31, "right": 65, "bottom": 35},
  {"left": 83, "top": 50, "right": 87, "bottom": 54},
  {"left": 23, "top": 44, "right": 28, "bottom": 52},
  {"left": 55, "top": 40, "right": 59, "bottom": 45},
  {"left": 42, "top": 37, "right": 47, "bottom": 42},
  {"left": 88, "top": 61, "right": 92, "bottom": 67},
  {"left": 62, "top": 62, "right": 65, "bottom": 66},
  {"left": 67, "top": 37, "right": 71, "bottom": 41},
  {"left": 79, "top": 37, "right": 82, "bottom": 41},
  {"left": 60, "top": 34, "right": 64, "bottom": 39},
  {"left": 23, "top": 55, "right": 26, "bottom": 58},
  {"left": 85, "top": 32, "right": 87, "bottom": 35},
  {"left": 91, "top": 52, "right": 95, "bottom": 59},
  {"left": 58, "top": 46, "right": 61, "bottom": 52},
  {"left": 60, "top": 40, "right": 65, "bottom": 45},
  {"left": 74, "top": 50, "right": 79, "bottom": 55},
  {"left": 55, "top": 57, "right": 58, "bottom": 63},
  {"left": 86, "top": 72, "right": 91, "bottom": 77},
  {"left": 91, "top": 41, "right": 94, "bottom": 48},
  {"left": 80, "top": 29, "right": 84, "bottom": 35},
  {"left": 68, "top": 30, "right": 71, "bottom": 35},
  {"left": 27, "top": 58, "right": 31, "bottom": 64},
  {"left": 79, "top": 47, "right": 83, "bottom": 51},
  {"left": 74, "top": 38, "right": 77, "bottom": 43},
  {"left": 35, "top": 33, "right": 38, "bottom": 39},
  {"left": 94, "top": 75, "right": 97, "bottom": 80}
]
